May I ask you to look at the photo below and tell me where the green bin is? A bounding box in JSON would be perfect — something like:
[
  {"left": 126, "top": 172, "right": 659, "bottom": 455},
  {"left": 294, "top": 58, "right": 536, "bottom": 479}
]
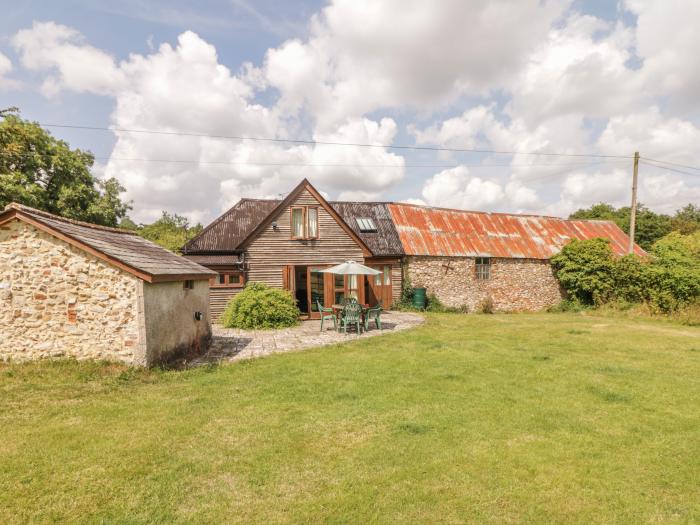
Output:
[{"left": 412, "top": 287, "right": 427, "bottom": 310}]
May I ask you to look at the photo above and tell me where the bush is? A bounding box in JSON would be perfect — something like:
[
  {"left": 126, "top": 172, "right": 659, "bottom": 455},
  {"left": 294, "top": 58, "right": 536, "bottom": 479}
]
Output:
[
  {"left": 221, "top": 282, "right": 299, "bottom": 329},
  {"left": 550, "top": 238, "right": 616, "bottom": 305},
  {"left": 425, "top": 293, "right": 446, "bottom": 312},
  {"left": 551, "top": 233, "right": 700, "bottom": 315}
]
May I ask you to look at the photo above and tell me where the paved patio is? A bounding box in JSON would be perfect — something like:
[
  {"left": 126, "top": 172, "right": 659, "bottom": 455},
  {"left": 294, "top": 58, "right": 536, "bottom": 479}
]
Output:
[{"left": 189, "top": 310, "right": 424, "bottom": 366}]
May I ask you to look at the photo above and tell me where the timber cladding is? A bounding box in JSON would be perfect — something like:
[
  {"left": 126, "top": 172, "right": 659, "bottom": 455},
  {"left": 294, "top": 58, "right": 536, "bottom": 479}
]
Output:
[{"left": 245, "top": 188, "right": 366, "bottom": 288}]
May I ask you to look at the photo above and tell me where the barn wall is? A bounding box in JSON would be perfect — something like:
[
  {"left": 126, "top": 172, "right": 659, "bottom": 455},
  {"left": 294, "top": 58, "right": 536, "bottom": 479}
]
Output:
[
  {"left": 0, "top": 220, "right": 145, "bottom": 364},
  {"left": 141, "top": 279, "right": 211, "bottom": 364},
  {"left": 406, "top": 256, "right": 564, "bottom": 312}
]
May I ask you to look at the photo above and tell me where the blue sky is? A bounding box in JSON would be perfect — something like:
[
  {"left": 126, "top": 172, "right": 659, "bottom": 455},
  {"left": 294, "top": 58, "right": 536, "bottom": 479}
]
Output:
[{"left": 1, "top": 0, "right": 699, "bottom": 223}]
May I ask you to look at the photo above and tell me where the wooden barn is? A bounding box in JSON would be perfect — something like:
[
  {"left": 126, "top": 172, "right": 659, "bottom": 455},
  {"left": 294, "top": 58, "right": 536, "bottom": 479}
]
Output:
[{"left": 182, "top": 179, "right": 404, "bottom": 319}]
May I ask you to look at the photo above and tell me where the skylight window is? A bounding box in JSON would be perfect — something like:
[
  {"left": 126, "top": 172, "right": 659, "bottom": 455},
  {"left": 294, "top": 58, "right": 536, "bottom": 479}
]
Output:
[{"left": 356, "top": 217, "right": 377, "bottom": 232}]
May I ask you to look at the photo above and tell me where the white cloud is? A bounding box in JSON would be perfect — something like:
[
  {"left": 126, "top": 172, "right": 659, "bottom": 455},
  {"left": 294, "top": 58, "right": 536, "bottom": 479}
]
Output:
[
  {"left": 8, "top": 2, "right": 700, "bottom": 223},
  {"left": 264, "top": 0, "right": 567, "bottom": 130},
  {"left": 626, "top": 0, "right": 700, "bottom": 113},
  {"left": 11, "top": 23, "right": 405, "bottom": 222},
  {"left": 0, "top": 51, "right": 17, "bottom": 90},
  {"left": 12, "top": 21, "right": 126, "bottom": 97},
  {"left": 422, "top": 166, "right": 505, "bottom": 211}
]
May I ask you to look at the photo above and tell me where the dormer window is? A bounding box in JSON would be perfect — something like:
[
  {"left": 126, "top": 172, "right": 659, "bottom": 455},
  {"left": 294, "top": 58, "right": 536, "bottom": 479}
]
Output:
[
  {"left": 290, "top": 206, "right": 319, "bottom": 240},
  {"left": 356, "top": 217, "right": 377, "bottom": 233}
]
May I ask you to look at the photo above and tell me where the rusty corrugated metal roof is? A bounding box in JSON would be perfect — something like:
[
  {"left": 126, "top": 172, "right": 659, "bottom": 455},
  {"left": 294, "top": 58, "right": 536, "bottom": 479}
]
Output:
[{"left": 387, "top": 203, "right": 645, "bottom": 259}]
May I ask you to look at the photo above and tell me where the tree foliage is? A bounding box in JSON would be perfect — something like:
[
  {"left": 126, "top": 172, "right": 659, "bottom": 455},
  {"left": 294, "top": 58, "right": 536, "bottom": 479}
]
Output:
[
  {"left": 551, "top": 234, "right": 700, "bottom": 313},
  {"left": 121, "top": 211, "right": 203, "bottom": 252},
  {"left": 0, "top": 111, "right": 130, "bottom": 226},
  {"left": 569, "top": 202, "right": 700, "bottom": 250},
  {"left": 221, "top": 282, "right": 299, "bottom": 329},
  {"left": 550, "top": 238, "right": 616, "bottom": 305}
]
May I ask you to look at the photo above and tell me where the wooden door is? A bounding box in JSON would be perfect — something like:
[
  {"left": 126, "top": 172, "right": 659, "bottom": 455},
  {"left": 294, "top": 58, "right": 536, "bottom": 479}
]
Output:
[
  {"left": 282, "top": 265, "right": 295, "bottom": 293},
  {"left": 367, "top": 265, "right": 392, "bottom": 307}
]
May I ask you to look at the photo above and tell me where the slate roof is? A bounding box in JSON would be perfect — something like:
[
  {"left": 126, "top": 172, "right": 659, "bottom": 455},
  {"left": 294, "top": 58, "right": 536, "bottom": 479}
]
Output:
[
  {"left": 387, "top": 203, "right": 644, "bottom": 259},
  {"left": 1, "top": 203, "right": 215, "bottom": 282},
  {"left": 182, "top": 198, "right": 280, "bottom": 253},
  {"left": 330, "top": 201, "right": 404, "bottom": 256},
  {"left": 183, "top": 197, "right": 404, "bottom": 257}
]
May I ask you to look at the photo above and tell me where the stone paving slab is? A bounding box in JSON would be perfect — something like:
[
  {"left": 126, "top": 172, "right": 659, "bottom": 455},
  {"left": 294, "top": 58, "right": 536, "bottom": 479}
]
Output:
[{"left": 190, "top": 311, "right": 424, "bottom": 366}]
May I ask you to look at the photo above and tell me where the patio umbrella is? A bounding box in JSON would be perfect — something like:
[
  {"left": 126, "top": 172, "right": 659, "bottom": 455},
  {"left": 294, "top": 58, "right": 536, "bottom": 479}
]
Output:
[{"left": 321, "top": 260, "right": 381, "bottom": 275}]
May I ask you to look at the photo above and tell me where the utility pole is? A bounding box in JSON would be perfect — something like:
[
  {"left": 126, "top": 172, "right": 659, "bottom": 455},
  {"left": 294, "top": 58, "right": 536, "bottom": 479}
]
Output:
[{"left": 628, "top": 151, "right": 639, "bottom": 254}]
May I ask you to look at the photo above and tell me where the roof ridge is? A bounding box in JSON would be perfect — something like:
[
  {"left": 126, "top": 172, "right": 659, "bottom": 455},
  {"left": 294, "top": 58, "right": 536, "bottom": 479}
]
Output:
[
  {"left": 5, "top": 203, "right": 137, "bottom": 235},
  {"left": 388, "top": 201, "right": 570, "bottom": 221}
]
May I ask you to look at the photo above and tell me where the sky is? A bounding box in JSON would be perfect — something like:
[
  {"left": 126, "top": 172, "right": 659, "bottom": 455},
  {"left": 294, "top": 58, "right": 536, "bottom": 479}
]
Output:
[{"left": 1, "top": 0, "right": 699, "bottom": 224}]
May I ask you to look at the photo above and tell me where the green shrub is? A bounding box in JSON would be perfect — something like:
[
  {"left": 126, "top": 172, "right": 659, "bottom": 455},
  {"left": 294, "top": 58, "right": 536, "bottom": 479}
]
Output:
[
  {"left": 221, "top": 282, "right": 299, "bottom": 329},
  {"left": 550, "top": 238, "right": 616, "bottom": 305},
  {"left": 551, "top": 233, "right": 700, "bottom": 314},
  {"left": 425, "top": 293, "right": 446, "bottom": 312}
]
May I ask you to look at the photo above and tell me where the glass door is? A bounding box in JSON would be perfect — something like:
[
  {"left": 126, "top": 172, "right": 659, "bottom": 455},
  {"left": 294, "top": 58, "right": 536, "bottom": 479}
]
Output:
[{"left": 308, "top": 267, "right": 326, "bottom": 318}]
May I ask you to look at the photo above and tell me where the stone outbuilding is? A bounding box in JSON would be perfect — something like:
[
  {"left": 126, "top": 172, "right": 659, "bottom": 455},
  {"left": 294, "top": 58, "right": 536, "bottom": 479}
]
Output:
[{"left": 0, "top": 203, "right": 216, "bottom": 366}]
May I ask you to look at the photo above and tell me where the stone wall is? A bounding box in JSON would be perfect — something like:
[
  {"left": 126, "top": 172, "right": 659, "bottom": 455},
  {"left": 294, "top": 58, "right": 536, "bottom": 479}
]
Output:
[
  {"left": 405, "top": 256, "right": 564, "bottom": 312},
  {"left": 141, "top": 279, "right": 211, "bottom": 364},
  {"left": 0, "top": 219, "right": 144, "bottom": 363}
]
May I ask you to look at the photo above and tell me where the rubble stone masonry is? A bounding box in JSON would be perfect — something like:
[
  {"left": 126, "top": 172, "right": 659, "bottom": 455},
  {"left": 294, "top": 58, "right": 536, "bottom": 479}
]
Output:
[
  {"left": 0, "top": 220, "right": 145, "bottom": 364},
  {"left": 405, "top": 256, "right": 564, "bottom": 312}
]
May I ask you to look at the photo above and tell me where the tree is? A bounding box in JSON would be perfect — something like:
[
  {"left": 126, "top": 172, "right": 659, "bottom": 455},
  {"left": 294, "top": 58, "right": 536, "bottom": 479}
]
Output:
[
  {"left": 124, "top": 211, "right": 203, "bottom": 252},
  {"left": 570, "top": 202, "right": 674, "bottom": 250},
  {"left": 671, "top": 204, "right": 700, "bottom": 234},
  {"left": 0, "top": 111, "right": 130, "bottom": 226}
]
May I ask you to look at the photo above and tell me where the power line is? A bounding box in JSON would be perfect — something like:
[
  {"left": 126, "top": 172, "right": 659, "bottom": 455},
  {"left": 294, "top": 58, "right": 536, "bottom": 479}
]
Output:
[
  {"left": 39, "top": 123, "right": 635, "bottom": 159},
  {"left": 641, "top": 156, "right": 700, "bottom": 173},
  {"left": 0, "top": 151, "right": 628, "bottom": 169},
  {"left": 640, "top": 159, "right": 700, "bottom": 178}
]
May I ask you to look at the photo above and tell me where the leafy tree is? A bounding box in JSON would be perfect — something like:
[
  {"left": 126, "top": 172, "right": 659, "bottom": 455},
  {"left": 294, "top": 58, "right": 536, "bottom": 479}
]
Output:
[
  {"left": 671, "top": 204, "right": 700, "bottom": 234},
  {"left": 0, "top": 111, "right": 130, "bottom": 226},
  {"left": 123, "top": 211, "right": 203, "bottom": 252},
  {"left": 570, "top": 203, "right": 675, "bottom": 250}
]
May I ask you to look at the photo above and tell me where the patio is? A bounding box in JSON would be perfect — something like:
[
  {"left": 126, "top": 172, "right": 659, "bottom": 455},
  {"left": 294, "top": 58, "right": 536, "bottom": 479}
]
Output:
[{"left": 189, "top": 310, "right": 424, "bottom": 366}]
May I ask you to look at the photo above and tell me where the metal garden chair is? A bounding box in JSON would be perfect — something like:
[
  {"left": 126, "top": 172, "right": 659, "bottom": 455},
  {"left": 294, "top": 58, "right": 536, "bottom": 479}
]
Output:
[
  {"left": 339, "top": 302, "right": 363, "bottom": 334},
  {"left": 317, "top": 300, "right": 337, "bottom": 332}
]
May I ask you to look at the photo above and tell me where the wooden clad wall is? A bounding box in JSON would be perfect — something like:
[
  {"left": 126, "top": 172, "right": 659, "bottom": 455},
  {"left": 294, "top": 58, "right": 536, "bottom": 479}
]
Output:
[
  {"left": 245, "top": 189, "right": 365, "bottom": 287},
  {"left": 209, "top": 287, "right": 241, "bottom": 320}
]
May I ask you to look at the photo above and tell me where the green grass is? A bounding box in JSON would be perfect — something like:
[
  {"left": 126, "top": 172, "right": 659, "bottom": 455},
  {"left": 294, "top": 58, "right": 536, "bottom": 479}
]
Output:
[{"left": 1, "top": 313, "right": 699, "bottom": 524}]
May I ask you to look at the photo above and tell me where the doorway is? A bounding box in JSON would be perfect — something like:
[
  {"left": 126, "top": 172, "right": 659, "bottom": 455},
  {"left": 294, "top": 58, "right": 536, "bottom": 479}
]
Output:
[{"left": 295, "top": 266, "right": 308, "bottom": 313}]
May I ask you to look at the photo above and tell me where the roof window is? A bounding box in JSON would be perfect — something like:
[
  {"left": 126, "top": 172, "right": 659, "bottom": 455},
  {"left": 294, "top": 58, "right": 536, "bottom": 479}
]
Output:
[{"left": 356, "top": 217, "right": 377, "bottom": 232}]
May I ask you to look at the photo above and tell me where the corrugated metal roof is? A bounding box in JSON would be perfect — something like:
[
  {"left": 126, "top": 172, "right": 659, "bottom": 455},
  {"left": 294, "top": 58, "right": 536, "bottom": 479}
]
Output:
[
  {"left": 330, "top": 201, "right": 404, "bottom": 256},
  {"left": 182, "top": 198, "right": 280, "bottom": 253},
  {"left": 387, "top": 203, "right": 645, "bottom": 259},
  {"left": 3, "top": 203, "right": 215, "bottom": 281}
]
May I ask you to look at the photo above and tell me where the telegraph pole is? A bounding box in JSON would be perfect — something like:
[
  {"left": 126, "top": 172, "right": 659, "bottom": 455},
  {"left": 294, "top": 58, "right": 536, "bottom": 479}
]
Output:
[{"left": 628, "top": 151, "right": 639, "bottom": 254}]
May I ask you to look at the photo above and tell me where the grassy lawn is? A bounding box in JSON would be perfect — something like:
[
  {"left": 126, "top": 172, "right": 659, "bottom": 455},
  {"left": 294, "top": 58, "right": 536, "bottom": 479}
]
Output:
[{"left": 1, "top": 313, "right": 699, "bottom": 524}]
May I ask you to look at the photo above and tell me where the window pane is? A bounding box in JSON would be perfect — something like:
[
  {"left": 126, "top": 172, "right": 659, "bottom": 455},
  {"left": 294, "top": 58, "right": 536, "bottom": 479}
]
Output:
[
  {"left": 218, "top": 274, "right": 225, "bottom": 285},
  {"left": 334, "top": 274, "right": 344, "bottom": 289},
  {"left": 383, "top": 266, "right": 391, "bottom": 285},
  {"left": 335, "top": 291, "right": 344, "bottom": 304},
  {"left": 310, "top": 269, "right": 324, "bottom": 311},
  {"left": 292, "top": 208, "right": 304, "bottom": 237},
  {"left": 374, "top": 270, "right": 381, "bottom": 285},
  {"left": 307, "top": 208, "right": 318, "bottom": 238}
]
